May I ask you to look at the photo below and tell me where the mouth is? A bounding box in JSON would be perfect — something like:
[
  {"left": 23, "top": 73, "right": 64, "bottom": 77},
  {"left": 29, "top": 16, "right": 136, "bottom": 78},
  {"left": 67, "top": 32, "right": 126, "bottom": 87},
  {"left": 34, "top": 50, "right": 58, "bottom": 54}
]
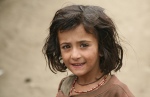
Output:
[{"left": 71, "top": 62, "right": 86, "bottom": 67}]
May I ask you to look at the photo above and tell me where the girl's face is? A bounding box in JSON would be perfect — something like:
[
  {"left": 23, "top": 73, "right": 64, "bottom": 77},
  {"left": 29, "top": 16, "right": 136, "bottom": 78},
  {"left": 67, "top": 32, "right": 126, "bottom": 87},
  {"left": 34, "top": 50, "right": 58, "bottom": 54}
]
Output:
[{"left": 58, "top": 24, "right": 101, "bottom": 77}]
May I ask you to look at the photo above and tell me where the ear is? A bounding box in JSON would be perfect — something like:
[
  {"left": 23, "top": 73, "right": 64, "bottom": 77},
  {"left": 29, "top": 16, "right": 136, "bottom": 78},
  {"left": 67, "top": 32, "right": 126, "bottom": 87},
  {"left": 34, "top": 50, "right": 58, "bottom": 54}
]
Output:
[{"left": 59, "top": 56, "right": 64, "bottom": 64}]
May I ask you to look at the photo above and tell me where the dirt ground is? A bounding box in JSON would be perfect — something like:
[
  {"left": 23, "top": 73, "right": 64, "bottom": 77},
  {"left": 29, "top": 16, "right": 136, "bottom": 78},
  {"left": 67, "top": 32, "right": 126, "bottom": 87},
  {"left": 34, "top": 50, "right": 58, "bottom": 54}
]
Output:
[{"left": 0, "top": 0, "right": 150, "bottom": 97}]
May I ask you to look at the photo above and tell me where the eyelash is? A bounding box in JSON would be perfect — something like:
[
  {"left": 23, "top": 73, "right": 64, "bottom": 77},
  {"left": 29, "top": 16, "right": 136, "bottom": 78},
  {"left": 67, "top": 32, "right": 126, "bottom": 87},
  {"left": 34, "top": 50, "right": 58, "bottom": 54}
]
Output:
[
  {"left": 61, "top": 43, "right": 89, "bottom": 50},
  {"left": 62, "top": 45, "right": 70, "bottom": 49},
  {"left": 80, "top": 43, "right": 89, "bottom": 48}
]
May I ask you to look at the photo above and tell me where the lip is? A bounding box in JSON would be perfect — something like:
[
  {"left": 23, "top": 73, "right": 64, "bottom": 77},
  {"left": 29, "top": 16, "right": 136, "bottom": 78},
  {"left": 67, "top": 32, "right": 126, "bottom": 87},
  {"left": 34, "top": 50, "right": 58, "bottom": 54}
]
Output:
[{"left": 71, "top": 62, "right": 86, "bottom": 68}]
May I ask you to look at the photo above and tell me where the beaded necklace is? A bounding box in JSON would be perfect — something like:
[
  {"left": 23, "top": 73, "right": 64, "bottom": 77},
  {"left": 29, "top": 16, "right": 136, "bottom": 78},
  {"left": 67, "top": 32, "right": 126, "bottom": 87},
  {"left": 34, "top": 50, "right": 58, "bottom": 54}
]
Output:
[
  {"left": 70, "top": 75, "right": 107, "bottom": 94},
  {"left": 76, "top": 74, "right": 105, "bottom": 86}
]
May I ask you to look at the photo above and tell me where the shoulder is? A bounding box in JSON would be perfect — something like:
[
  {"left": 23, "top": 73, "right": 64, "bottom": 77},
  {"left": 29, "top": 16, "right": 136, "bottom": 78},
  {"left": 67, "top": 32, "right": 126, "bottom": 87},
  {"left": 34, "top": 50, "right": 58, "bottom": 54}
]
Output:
[
  {"left": 58, "top": 74, "right": 76, "bottom": 96},
  {"left": 104, "top": 75, "right": 135, "bottom": 97},
  {"left": 62, "top": 74, "right": 76, "bottom": 84}
]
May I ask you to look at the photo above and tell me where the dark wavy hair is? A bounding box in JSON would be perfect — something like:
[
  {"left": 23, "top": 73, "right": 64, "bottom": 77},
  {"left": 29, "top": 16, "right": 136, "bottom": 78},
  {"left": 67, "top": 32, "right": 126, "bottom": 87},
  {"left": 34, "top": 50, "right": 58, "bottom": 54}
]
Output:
[{"left": 42, "top": 5, "right": 123, "bottom": 74}]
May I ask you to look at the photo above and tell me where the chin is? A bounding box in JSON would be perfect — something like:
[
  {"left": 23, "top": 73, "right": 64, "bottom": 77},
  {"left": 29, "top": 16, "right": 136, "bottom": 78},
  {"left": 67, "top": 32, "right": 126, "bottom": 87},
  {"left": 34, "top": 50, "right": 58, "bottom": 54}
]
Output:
[{"left": 72, "top": 71, "right": 85, "bottom": 77}]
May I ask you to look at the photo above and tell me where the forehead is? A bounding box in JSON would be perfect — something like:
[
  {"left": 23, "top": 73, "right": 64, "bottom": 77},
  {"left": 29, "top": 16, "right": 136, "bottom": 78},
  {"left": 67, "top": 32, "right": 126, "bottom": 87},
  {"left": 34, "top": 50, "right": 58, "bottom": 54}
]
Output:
[{"left": 58, "top": 24, "right": 97, "bottom": 43}]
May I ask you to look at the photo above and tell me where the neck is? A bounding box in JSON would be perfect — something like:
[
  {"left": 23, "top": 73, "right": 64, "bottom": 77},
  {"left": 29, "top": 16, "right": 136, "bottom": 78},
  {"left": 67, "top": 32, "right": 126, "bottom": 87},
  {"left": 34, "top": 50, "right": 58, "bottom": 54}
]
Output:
[{"left": 77, "top": 71, "right": 104, "bottom": 84}]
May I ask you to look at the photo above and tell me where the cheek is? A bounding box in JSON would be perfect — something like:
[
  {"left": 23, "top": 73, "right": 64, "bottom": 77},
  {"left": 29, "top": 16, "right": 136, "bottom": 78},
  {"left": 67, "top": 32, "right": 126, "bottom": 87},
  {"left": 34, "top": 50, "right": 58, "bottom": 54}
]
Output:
[
  {"left": 61, "top": 52, "right": 69, "bottom": 62},
  {"left": 85, "top": 50, "right": 99, "bottom": 62},
  {"left": 84, "top": 48, "right": 99, "bottom": 56}
]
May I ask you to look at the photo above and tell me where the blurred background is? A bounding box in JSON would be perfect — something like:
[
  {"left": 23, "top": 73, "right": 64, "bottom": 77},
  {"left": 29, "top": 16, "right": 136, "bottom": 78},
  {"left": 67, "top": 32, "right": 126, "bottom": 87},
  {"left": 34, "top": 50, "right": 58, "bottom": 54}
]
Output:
[{"left": 0, "top": 0, "right": 150, "bottom": 97}]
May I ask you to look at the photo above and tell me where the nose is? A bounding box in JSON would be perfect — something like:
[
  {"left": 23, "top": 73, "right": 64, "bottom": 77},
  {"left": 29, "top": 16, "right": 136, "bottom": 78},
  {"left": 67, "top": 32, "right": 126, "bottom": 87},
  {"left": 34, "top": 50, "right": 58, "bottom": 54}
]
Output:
[{"left": 70, "top": 48, "right": 81, "bottom": 60}]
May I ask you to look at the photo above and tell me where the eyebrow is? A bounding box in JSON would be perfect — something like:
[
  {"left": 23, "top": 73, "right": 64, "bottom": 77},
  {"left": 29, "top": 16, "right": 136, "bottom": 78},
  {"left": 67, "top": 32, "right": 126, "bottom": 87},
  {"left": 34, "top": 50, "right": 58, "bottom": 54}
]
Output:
[
  {"left": 60, "top": 42, "right": 70, "bottom": 46},
  {"left": 78, "top": 40, "right": 91, "bottom": 43},
  {"left": 60, "top": 40, "right": 91, "bottom": 46}
]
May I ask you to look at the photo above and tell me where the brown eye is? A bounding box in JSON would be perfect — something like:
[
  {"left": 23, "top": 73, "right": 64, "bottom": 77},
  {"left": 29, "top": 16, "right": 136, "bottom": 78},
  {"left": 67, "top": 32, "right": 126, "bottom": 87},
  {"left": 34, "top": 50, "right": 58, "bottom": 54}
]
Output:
[
  {"left": 62, "top": 45, "right": 71, "bottom": 49},
  {"left": 80, "top": 43, "right": 89, "bottom": 48}
]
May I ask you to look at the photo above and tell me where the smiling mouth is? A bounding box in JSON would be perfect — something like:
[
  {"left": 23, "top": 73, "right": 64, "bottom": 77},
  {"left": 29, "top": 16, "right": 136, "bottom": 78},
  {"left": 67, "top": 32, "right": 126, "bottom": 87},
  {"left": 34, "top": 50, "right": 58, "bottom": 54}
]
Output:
[{"left": 71, "top": 62, "right": 86, "bottom": 66}]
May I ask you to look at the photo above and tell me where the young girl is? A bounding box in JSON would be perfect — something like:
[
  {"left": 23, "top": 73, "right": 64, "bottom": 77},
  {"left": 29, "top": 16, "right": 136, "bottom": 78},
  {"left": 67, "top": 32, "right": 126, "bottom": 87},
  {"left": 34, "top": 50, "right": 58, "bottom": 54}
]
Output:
[{"left": 43, "top": 5, "right": 135, "bottom": 97}]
